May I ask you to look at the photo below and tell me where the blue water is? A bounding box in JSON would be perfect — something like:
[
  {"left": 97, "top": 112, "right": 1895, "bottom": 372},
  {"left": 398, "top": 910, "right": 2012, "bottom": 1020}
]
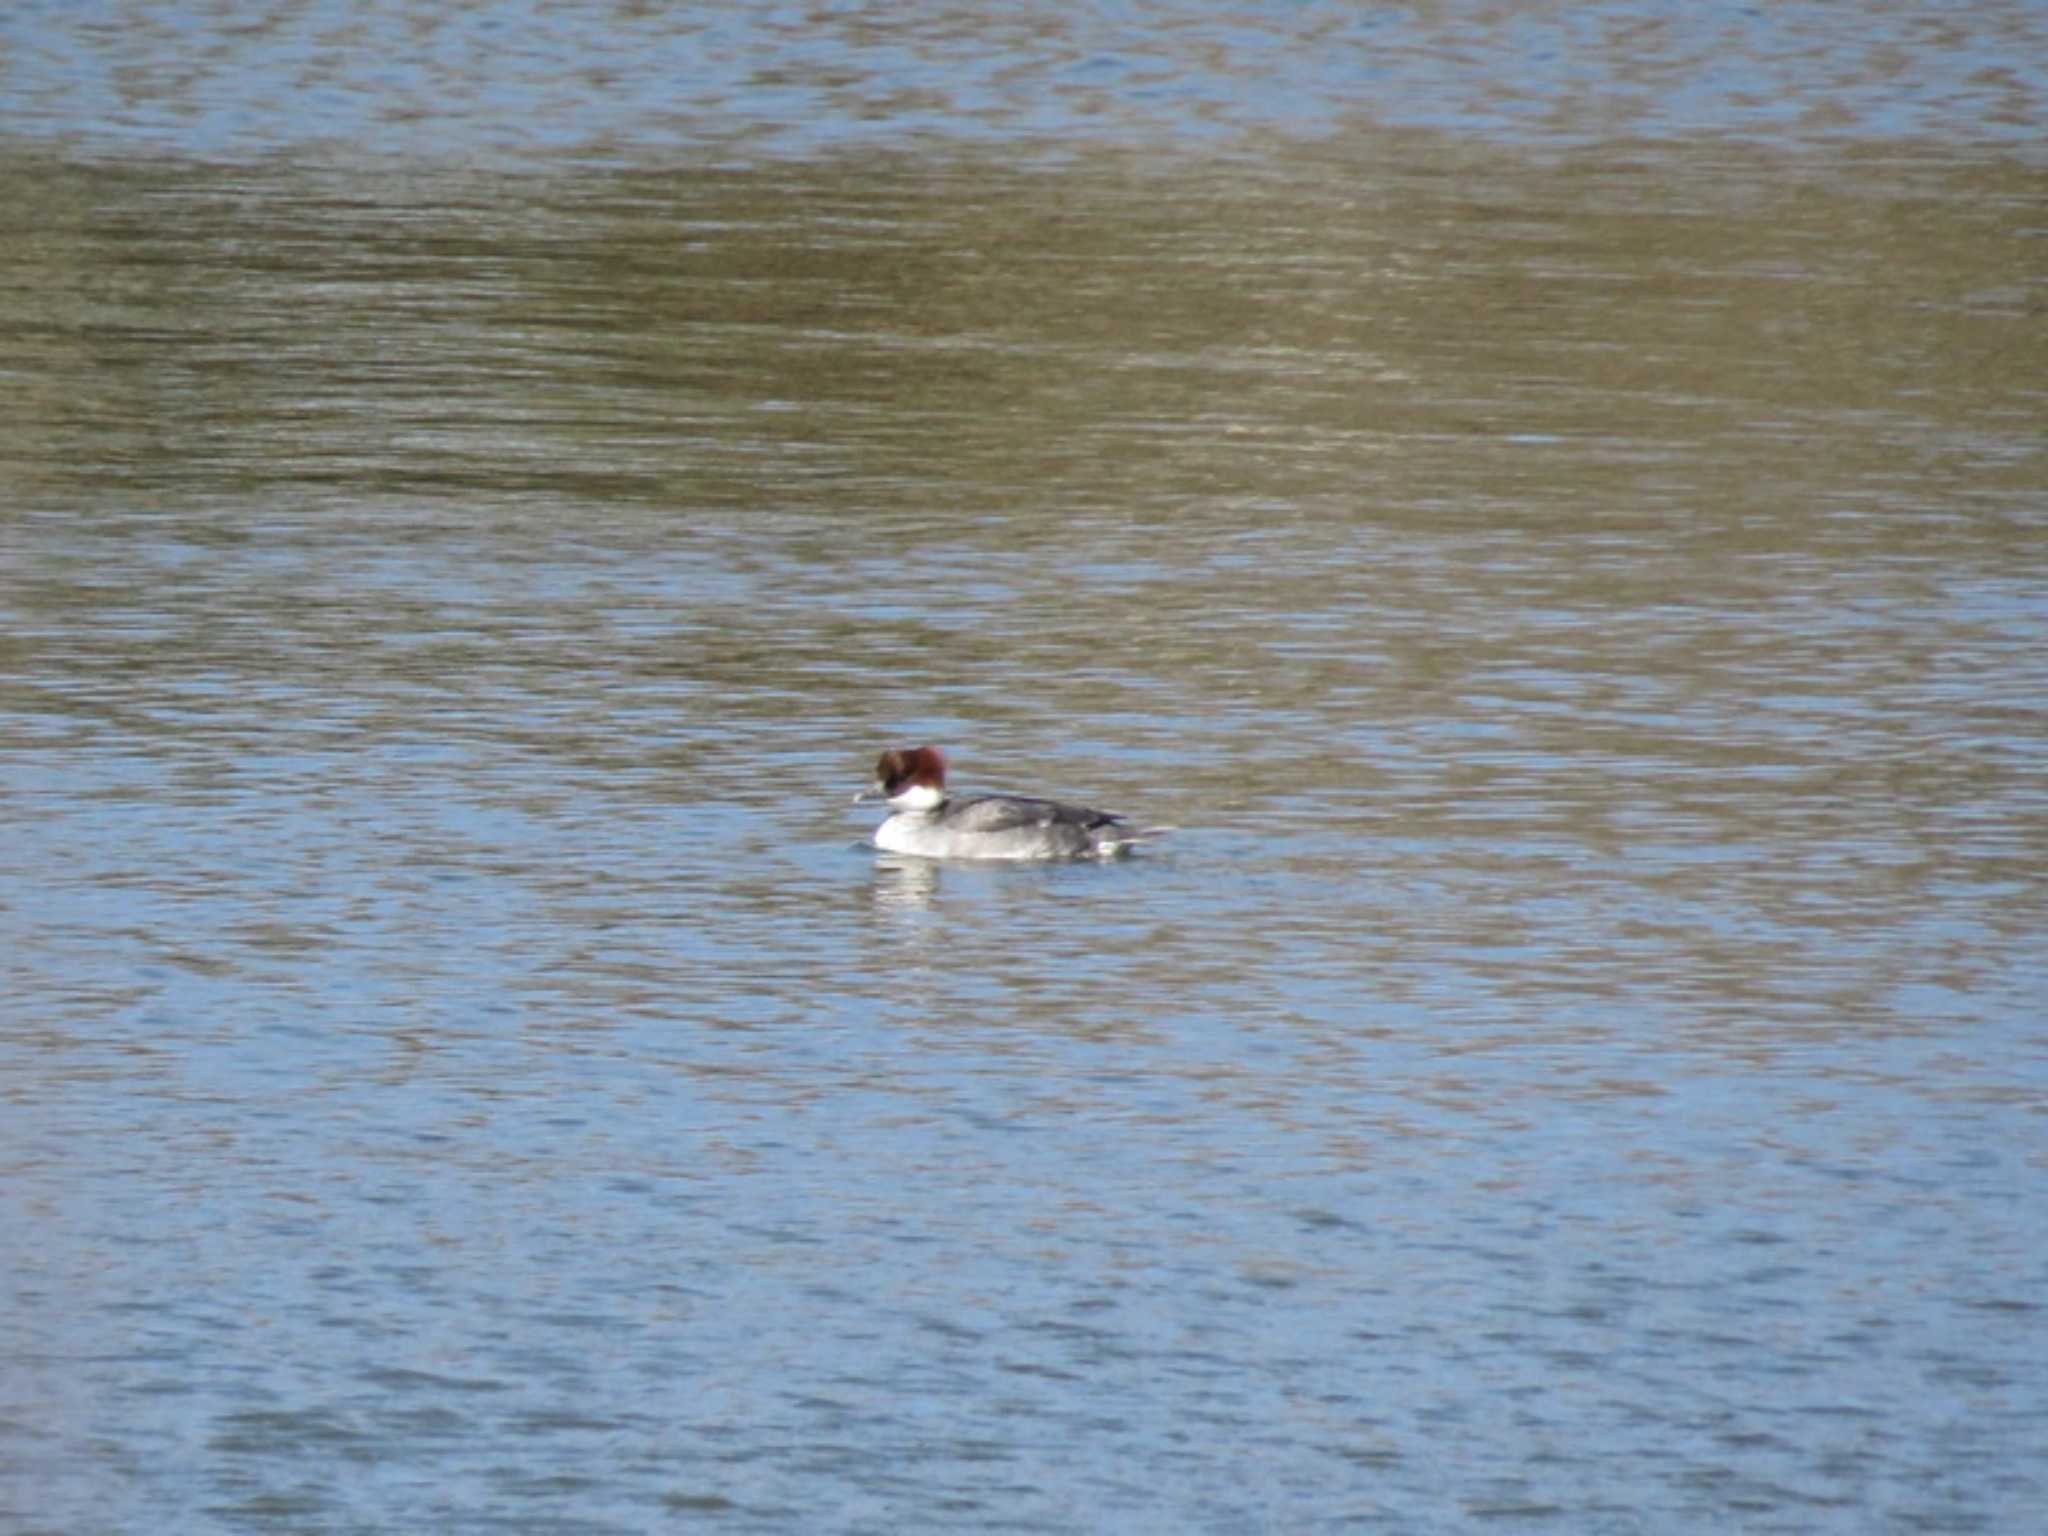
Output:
[
  {"left": 2, "top": 0, "right": 2044, "bottom": 161},
  {"left": 4, "top": 3, "right": 2047, "bottom": 1533}
]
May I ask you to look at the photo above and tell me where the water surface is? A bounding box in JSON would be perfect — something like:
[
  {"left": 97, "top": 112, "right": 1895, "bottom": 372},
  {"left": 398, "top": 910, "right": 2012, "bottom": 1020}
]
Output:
[{"left": 3, "top": 4, "right": 2046, "bottom": 1533}]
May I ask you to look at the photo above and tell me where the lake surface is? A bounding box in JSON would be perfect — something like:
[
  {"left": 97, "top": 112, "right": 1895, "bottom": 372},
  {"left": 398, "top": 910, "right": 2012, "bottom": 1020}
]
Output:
[{"left": 3, "top": 3, "right": 2046, "bottom": 1533}]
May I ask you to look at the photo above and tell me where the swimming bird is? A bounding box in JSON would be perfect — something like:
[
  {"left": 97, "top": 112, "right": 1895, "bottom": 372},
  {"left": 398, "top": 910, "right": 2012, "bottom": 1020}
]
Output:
[{"left": 854, "top": 746, "right": 1168, "bottom": 860}]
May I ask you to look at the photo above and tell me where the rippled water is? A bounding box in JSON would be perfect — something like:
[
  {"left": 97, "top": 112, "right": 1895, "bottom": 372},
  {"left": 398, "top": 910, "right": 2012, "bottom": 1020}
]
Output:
[
  {"left": 4, "top": 0, "right": 2045, "bottom": 155},
  {"left": 4, "top": 4, "right": 2047, "bottom": 1533}
]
